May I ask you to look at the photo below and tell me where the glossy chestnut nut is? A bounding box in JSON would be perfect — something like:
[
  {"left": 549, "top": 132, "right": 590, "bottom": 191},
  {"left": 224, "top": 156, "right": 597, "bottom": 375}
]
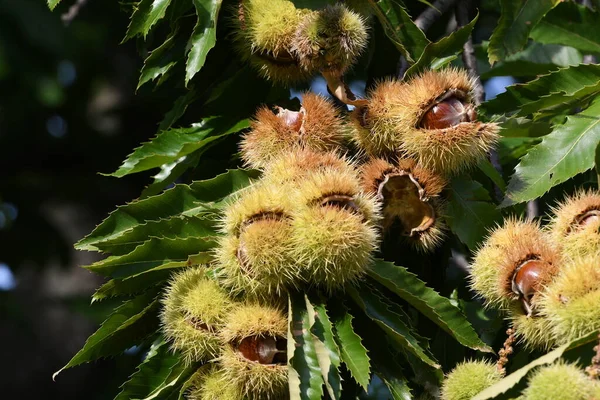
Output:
[
  {"left": 420, "top": 95, "right": 476, "bottom": 130},
  {"left": 237, "top": 336, "right": 287, "bottom": 364},
  {"left": 511, "top": 259, "right": 547, "bottom": 316},
  {"left": 574, "top": 209, "right": 600, "bottom": 229}
]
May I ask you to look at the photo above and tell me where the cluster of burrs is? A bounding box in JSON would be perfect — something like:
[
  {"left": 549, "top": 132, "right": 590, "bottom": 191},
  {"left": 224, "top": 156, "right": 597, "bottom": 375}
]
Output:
[
  {"left": 159, "top": 67, "right": 498, "bottom": 399},
  {"left": 234, "top": 0, "right": 369, "bottom": 105},
  {"left": 438, "top": 191, "right": 600, "bottom": 400},
  {"left": 470, "top": 190, "right": 600, "bottom": 349},
  {"left": 441, "top": 359, "right": 600, "bottom": 400}
]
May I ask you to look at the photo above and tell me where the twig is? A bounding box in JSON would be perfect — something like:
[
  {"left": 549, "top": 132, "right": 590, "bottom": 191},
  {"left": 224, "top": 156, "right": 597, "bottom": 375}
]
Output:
[
  {"left": 585, "top": 332, "right": 600, "bottom": 379},
  {"left": 497, "top": 328, "right": 515, "bottom": 375},
  {"left": 61, "top": 0, "right": 89, "bottom": 26},
  {"left": 414, "top": 0, "right": 459, "bottom": 32},
  {"left": 456, "top": 0, "right": 504, "bottom": 201},
  {"left": 526, "top": 200, "right": 539, "bottom": 220}
]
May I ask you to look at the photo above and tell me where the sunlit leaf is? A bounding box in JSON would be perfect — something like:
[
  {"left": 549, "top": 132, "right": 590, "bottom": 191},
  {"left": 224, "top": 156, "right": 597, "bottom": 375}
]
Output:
[
  {"left": 330, "top": 304, "right": 371, "bottom": 390},
  {"left": 185, "top": 0, "right": 223, "bottom": 85},
  {"left": 109, "top": 118, "right": 249, "bottom": 178},
  {"left": 125, "top": 0, "right": 173, "bottom": 40},
  {"left": 76, "top": 169, "right": 259, "bottom": 251},
  {"left": 53, "top": 291, "right": 160, "bottom": 379},
  {"left": 85, "top": 236, "right": 216, "bottom": 278},
  {"left": 502, "top": 98, "right": 600, "bottom": 206},
  {"left": 483, "top": 64, "right": 600, "bottom": 116},
  {"left": 288, "top": 294, "right": 325, "bottom": 400},
  {"left": 473, "top": 330, "right": 600, "bottom": 400},
  {"left": 47, "top": 0, "right": 61, "bottom": 11}
]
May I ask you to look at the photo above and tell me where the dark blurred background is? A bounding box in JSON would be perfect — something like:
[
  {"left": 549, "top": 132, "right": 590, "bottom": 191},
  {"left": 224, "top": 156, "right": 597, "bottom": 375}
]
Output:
[{"left": 0, "top": 1, "right": 170, "bottom": 398}]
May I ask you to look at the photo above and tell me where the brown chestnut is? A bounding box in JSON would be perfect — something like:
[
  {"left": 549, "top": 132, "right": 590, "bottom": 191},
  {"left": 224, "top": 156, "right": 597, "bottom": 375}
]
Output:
[
  {"left": 420, "top": 95, "right": 476, "bottom": 130},
  {"left": 511, "top": 259, "right": 547, "bottom": 316},
  {"left": 574, "top": 209, "right": 600, "bottom": 229},
  {"left": 237, "top": 335, "right": 286, "bottom": 364}
]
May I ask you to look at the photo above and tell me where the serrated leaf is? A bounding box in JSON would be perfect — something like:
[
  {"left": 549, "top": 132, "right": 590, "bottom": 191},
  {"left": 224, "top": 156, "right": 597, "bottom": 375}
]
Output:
[
  {"left": 109, "top": 118, "right": 249, "bottom": 178},
  {"left": 54, "top": 291, "right": 160, "bottom": 379},
  {"left": 140, "top": 151, "right": 202, "bottom": 199},
  {"left": 348, "top": 285, "right": 440, "bottom": 369},
  {"left": 76, "top": 169, "right": 259, "bottom": 251},
  {"left": 47, "top": 0, "right": 61, "bottom": 10},
  {"left": 330, "top": 304, "right": 371, "bottom": 390},
  {"left": 138, "top": 31, "right": 185, "bottom": 90},
  {"left": 139, "top": 358, "right": 197, "bottom": 400},
  {"left": 368, "top": 0, "right": 429, "bottom": 63},
  {"left": 483, "top": 64, "right": 600, "bottom": 116},
  {"left": 404, "top": 13, "right": 478, "bottom": 77},
  {"left": 368, "top": 259, "right": 493, "bottom": 353},
  {"left": 307, "top": 297, "right": 342, "bottom": 400},
  {"left": 502, "top": 98, "right": 600, "bottom": 206},
  {"left": 487, "top": 0, "right": 560, "bottom": 64},
  {"left": 473, "top": 330, "right": 600, "bottom": 400},
  {"left": 446, "top": 177, "right": 502, "bottom": 250},
  {"left": 478, "top": 159, "right": 506, "bottom": 192},
  {"left": 95, "top": 215, "right": 218, "bottom": 256},
  {"left": 125, "top": 0, "right": 173, "bottom": 40},
  {"left": 86, "top": 236, "right": 216, "bottom": 278},
  {"left": 92, "top": 252, "right": 212, "bottom": 302},
  {"left": 114, "top": 341, "right": 180, "bottom": 400},
  {"left": 288, "top": 294, "right": 325, "bottom": 400},
  {"left": 159, "top": 89, "right": 198, "bottom": 131},
  {"left": 185, "top": 0, "right": 223, "bottom": 85},
  {"left": 530, "top": 2, "right": 600, "bottom": 54}
]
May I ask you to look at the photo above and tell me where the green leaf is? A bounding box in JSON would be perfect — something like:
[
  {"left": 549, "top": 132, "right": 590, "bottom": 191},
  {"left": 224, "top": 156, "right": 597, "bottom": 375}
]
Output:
[
  {"left": 140, "top": 150, "right": 202, "bottom": 199},
  {"left": 138, "top": 31, "right": 185, "bottom": 90},
  {"left": 47, "top": 0, "right": 61, "bottom": 10},
  {"left": 482, "top": 64, "right": 600, "bottom": 116},
  {"left": 139, "top": 358, "right": 197, "bottom": 400},
  {"left": 368, "top": 259, "right": 493, "bottom": 353},
  {"left": 473, "top": 330, "right": 600, "bottom": 400},
  {"left": 502, "top": 98, "right": 600, "bottom": 206},
  {"left": 95, "top": 215, "right": 218, "bottom": 256},
  {"left": 368, "top": 0, "right": 429, "bottom": 63},
  {"left": 159, "top": 89, "right": 199, "bottom": 131},
  {"left": 404, "top": 13, "right": 478, "bottom": 77},
  {"left": 185, "top": 0, "right": 223, "bottom": 85},
  {"left": 330, "top": 304, "right": 371, "bottom": 390},
  {"left": 478, "top": 159, "right": 506, "bottom": 192},
  {"left": 86, "top": 236, "right": 216, "bottom": 278},
  {"left": 76, "top": 169, "right": 259, "bottom": 251},
  {"left": 53, "top": 291, "right": 160, "bottom": 379},
  {"left": 115, "top": 341, "right": 180, "bottom": 400},
  {"left": 92, "top": 261, "right": 186, "bottom": 302},
  {"left": 487, "top": 0, "right": 561, "bottom": 64},
  {"left": 446, "top": 178, "right": 502, "bottom": 250},
  {"left": 480, "top": 42, "right": 583, "bottom": 80},
  {"left": 307, "top": 297, "right": 342, "bottom": 400},
  {"left": 530, "top": 2, "right": 600, "bottom": 54},
  {"left": 347, "top": 285, "right": 440, "bottom": 369},
  {"left": 596, "top": 141, "right": 600, "bottom": 187},
  {"left": 125, "top": 0, "right": 173, "bottom": 40},
  {"left": 288, "top": 294, "right": 325, "bottom": 400},
  {"left": 109, "top": 118, "right": 249, "bottom": 178}
]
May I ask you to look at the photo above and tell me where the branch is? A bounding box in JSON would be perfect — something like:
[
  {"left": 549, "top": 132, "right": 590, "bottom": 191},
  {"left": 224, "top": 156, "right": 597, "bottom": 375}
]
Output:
[
  {"left": 414, "top": 0, "right": 459, "bottom": 32},
  {"left": 61, "top": 0, "right": 89, "bottom": 26}
]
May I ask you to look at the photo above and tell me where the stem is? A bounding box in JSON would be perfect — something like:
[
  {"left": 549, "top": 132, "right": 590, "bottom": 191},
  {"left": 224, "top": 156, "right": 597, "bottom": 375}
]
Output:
[
  {"left": 496, "top": 328, "right": 515, "bottom": 376},
  {"left": 414, "top": 0, "right": 459, "bottom": 32},
  {"left": 61, "top": 0, "right": 89, "bottom": 26},
  {"left": 456, "top": 0, "right": 504, "bottom": 201}
]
